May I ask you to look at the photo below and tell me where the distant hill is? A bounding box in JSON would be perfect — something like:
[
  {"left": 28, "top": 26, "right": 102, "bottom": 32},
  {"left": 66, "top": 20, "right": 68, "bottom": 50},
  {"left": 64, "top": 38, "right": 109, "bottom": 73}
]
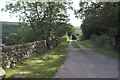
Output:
[
  {"left": 1, "top": 21, "right": 18, "bottom": 35},
  {"left": 1, "top": 21, "right": 82, "bottom": 36}
]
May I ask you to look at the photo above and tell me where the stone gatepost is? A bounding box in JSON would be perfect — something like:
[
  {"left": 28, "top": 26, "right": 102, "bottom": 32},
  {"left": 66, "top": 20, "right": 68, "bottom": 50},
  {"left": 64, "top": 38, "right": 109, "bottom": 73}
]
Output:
[{"left": 0, "top": 22, "right": 6, "bottom": 79}]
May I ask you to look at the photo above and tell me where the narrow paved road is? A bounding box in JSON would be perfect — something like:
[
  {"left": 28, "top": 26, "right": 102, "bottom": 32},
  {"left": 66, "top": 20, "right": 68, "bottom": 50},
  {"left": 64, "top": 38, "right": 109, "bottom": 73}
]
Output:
[{"left": 54, "top": 40, "right": 118, "bottom": 78}]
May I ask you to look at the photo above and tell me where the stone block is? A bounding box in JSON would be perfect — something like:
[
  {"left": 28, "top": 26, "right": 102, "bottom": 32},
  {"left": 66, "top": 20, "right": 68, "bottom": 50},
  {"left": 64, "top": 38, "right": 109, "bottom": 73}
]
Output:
[{"left": 0, "top": 68, "right": 6, "bottom": 79}]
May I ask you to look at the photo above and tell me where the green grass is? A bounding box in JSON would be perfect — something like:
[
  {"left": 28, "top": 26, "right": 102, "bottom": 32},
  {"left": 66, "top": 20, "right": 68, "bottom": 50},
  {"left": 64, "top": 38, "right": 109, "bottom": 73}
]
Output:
[
  {"left": 4, "top": 40, "right": 68, "bottom": 78},
  {"left": 78, "top": 40, "right": 118, "bottom": 59}
]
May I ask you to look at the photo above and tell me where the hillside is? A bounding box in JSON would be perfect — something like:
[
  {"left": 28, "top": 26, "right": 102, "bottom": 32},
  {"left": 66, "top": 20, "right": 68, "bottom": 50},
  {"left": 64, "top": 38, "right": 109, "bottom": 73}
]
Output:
[{"left": 1, "top": 21, "right": 18, "bottom": 35}]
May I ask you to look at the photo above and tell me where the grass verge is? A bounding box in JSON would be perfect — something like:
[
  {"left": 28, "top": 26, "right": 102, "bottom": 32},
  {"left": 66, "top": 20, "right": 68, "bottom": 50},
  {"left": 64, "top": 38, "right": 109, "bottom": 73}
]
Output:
[
  {"left": 78, "top": 40, "right": 118, "bottom": 59},
  {"left": 4, "top": 40, "right": 68, "bottom": 78}
]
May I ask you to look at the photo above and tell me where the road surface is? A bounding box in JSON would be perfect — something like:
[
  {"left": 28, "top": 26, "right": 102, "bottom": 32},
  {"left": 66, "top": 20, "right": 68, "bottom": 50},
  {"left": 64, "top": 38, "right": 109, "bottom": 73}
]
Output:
[{"left": 54, "top": 40, "right": 118, "bottom": 78}]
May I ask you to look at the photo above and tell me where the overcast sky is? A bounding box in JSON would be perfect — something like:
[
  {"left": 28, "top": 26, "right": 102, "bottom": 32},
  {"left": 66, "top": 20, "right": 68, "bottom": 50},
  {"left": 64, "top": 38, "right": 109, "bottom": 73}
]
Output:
[{"left": 0, "top": 0, "right": 82, "bottom": 27}]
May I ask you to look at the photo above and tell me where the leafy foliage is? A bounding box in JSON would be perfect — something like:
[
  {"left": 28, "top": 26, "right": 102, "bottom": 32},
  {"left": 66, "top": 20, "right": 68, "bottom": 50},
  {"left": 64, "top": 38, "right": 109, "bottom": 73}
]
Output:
[
  {"left": 2, "top": 1, "right": 74, "bottom": 45},
  {"left": 3, "top": 1, "right": 74, "bottom": 40},
  {"left": 75, "top": 2, "right": 119, "bottom": 41}
]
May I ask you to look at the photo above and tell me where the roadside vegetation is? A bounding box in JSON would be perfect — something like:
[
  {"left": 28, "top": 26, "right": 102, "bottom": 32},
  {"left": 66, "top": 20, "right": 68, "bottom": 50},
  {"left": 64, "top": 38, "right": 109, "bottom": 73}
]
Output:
[
  {"left": 75, "top": 2, "right": 119, "bottom": 52},
  {"left": 78, "top": 37, "right": 118, "bottom": 59},
  {"left": 73, "top": 2, "right": 119, "bottom": 59},
  {"left": 4, "top": 38, "right": 68, "bottom": 78},
  {"left": 2, "top": 1, "right": 74, "bottom": 46}
]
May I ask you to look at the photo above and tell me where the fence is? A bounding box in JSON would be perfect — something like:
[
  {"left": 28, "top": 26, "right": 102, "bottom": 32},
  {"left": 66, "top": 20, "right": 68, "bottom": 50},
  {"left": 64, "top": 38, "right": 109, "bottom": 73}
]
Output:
[{"left": 2, "top": 38, "right": 59, "bottom": 69}]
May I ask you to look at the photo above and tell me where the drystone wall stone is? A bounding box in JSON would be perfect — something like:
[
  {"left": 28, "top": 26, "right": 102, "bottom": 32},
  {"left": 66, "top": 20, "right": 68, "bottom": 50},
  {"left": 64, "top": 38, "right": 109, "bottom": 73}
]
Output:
[
  {"left": 91, "top": 35, "right": 116, "bottom": 50},
  {"left": 2, "top": 39, "right": 59, "bottom": 69}
]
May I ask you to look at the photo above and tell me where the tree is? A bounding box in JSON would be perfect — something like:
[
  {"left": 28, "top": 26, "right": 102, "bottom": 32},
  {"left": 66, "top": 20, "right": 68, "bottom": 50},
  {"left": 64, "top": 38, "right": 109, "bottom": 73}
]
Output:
[
  {"left": 2, "top": 1, "right": 74, "bottom": 48},
  {"left": 75, "top": 2, "right": 119, "bottom": 42}
]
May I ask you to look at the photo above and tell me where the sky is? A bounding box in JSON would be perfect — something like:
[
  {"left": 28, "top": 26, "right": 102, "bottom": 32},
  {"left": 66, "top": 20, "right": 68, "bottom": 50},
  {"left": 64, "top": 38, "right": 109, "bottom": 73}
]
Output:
[{"left": 0, "top": 0, "right": 82, "bottom": 27}]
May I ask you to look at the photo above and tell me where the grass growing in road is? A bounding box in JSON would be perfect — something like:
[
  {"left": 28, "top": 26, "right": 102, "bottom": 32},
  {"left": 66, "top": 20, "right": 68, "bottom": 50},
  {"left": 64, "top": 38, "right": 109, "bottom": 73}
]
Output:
[
  {"left": 4, "top": 40, "right": 68, "bottom": 78},
  {"left": 71, "top": 40, "right": 83, "bottom": 52},
  {"left": 78, "top": 40, "right": 118, "bottom": 59},
  {"left": 72, "top": 40, "right": 80, "bottom": 49}
]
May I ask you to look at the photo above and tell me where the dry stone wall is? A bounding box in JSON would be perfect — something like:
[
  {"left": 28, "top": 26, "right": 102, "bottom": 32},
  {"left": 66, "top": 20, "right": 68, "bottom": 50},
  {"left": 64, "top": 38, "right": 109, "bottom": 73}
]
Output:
[
  {"left": 2, "top": 39, "right": 59, "bottom": 69},
  {"left": 91, "top": 35, "right": 116, "bottom": 50}
]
